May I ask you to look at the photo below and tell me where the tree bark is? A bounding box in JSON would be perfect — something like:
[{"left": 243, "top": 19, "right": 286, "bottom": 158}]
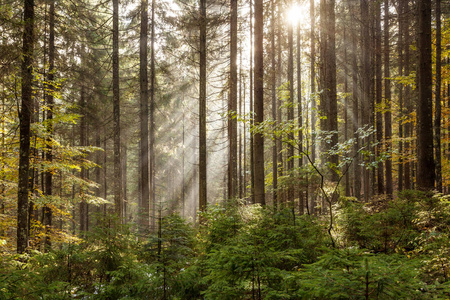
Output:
[
  {"left": 228, "top": 0, "right": 238, "bottom": 199},
  {"left": 199, "top": 0, "right": 207, "bottom": 212},
  {"left": 375, "top": 1, "right": 384, "bottom": 194},
  {"left": 17, "top": 0, "right": 35, "bottom": 254},
  {"left": 434, "top": 0, "right": 442, "bottom": 192},
  {"left": 384, "top": 0, "right": 393, "bottom": 196},
  {"left": 113, "top": 0, "right": 122, "bottom": 219},
  {"left": 139, "top": 0, "right": 149, "bottom": 231},
  {"left": 253, "top": 0, "right": 265, "bottom": 205},
  {"left": 417, "top": 0, "right": 435, "bottom": 190}
]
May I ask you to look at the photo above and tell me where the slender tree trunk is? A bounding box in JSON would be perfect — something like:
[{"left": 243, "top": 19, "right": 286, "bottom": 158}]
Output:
[
  {"left": 112, "top": 0, "right": 122, "bottom": 219},
  {"left": 79, "top": 84, "right": 88, "bottom": 232},
  {"left": 310, "top": 0, "right": 316, "bottom": 164},
  {"left": 43, "top": 0, "right": 55, "bottom": 250},
  {"left": 297, "top": 15, "right": 303, "bottom": 213},
  {"left": 254, "top": 0, "right": 265, "bottom": 205},
  {"left": 404, "top": 0, "right": 411, "bottom": 190},
  {"left": 288, "top": 13, "right": 294, "bottom": 205},
  {"left": 397, "top": 0, "right": 404, "bottom": 191},
  {"left": 434, "top": 0, "right": 442, "bottom": 192},
  {"left": 271, "top": 0, "right": 277, "bottom": 208},
  {"left": 150, "top": 0, "right": 156, "bottom": 230},
  {"left": 199, "top": 0, "right": 207, "bottom": 212},
  {"left": 139, "top": 0, "right": 150, "bottom": 231},
  {"left": 351, "top": 1, "right": 360, "bottom": 200},
  {"left": 228, "top": 0, "right": 238, "bottom": 199},
  {"left": 343, "top": 26, "right": 350, "bottom": 197},
  {"left": 384, "top": 0, "right": 393, "bottom": 196},
  {"left": 250, "top": 0, "right": 255, "bottom": 204},
  {"left": 417, "top": 0, "right": 435, "bottom": 190},
  {"left": 375, "top": 1, "right": 384, "bottom": 194},
  {"left": 17, "top": 0, "right": 35, "bottom": 254}
]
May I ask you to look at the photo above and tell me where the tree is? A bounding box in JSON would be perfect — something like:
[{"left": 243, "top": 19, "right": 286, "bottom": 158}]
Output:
[
  {"left": 384, "top": 0, "right": 393, "bottom": 196},
  {"left": 113, "top": 0, "right": 122, "bottom": 219},
  {"left": 416, "top": 0, "right": 435, "bottom": 190},
  {"left": 17, "top": 0, "right": 35, "bottom": 254},
  {"left": 139, "top": 0, "right": 149, "bottom": 231},
  {"left": 228, "top": 0, "right": 238, "bottom": 199},
  {"left": 434, "top": 0, "right": 442, "bottom": 192},
  {"left": 253, "top": 0, "right": 265, "bottom": 205},
  {"left": 199, "top": 0, "right": 207, "bottom": 212}
]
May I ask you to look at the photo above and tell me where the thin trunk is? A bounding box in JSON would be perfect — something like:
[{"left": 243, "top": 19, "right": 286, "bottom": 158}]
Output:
[
  {"left": 375, "top": 1, "right": 384, "bottom": 194},
  {"left": 150, "top": 0, "right": 156, "bottom": 230},
  {"left": 250, "top": 0, "right": 255, "bottom": 204},
  {"left": 434, "top": 0, "right": 442, "bottom": 192},
  {"left": 351, "top": 1, "right": 360, "bottom": 200},
  {"left": 112, "top": 0, "right": 122, "bottom": 219},
  {"left": 271, "top": 0, "right": 277, "bottom": 208},
  {"left": 228, "top": 0, "right": 238, "bottom": 199},
  {"left": 199, "top": 0, "right": 207, "bottom": 212},
  {"left": 297, "top": 15, "right": 303, "bottom": 213},
  {"left": 139, "top": 0, "right": 149, "bottom": 231},
  {"left": 288, "top": 14, "right": 294, "bottom": 204},
  {"left": 398, "top": 0, "right": 404, "bottom": 191},
  {"left": 310, "top": 0, "right": 316, "bottom": 163},
  {"left": 384, "top": 0, "right": 393, "bottom": 196}
]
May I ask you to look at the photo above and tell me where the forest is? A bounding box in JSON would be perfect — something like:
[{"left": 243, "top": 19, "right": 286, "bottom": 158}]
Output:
[{"left": 1, "top": 0, "right": 450, "bottom": 298}]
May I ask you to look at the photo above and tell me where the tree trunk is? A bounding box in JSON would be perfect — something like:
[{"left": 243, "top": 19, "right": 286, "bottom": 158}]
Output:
[
  {"left": 253, "top": 0, "right": 265, "bottom": 205},
  {"left": 271, "top": 0, "right": 277, "bottom": 208},
  {"left": 43, "top": 0, "right": 55, "bottom": 250},
  {"left": 150, "top": 0, "right": 156, "bottom": 230},
  {"left": 375, "top": 1, "right": 384, "bottom": 194},
  {"left": 228, "top": 0, "right": 238, "bottom": 199},
  {"left": 17, "top": 0, "right": 35, "bottom": 254},
  {"left": 199, "top": 0, "right": 207, "bottom": 212},
  {"left": 434, "top": 0, "right": 442, "bottom": 192},
  {"left": 417, "top": 0, "right": 435, "bottom": 190},
  {"left": 288, "top": 12, "right": 294, "bottom": 204},
  {"left": 297, "top": 14, "right": 303, "bottom": 213},
  {"left": 139, "top": 0, "right": 149, "bottom": 231},
  {"left": 310, "top": 0, "right": 316, "bottom": 164},
  {"left": 384, "top": 0, "right": 393, "bottom": 196},
  {"left": 112, "top": 0, "right": 122, "bottom": 219},
  {"left": 351, "top": 1, "right": 360, "bottom": 200}
]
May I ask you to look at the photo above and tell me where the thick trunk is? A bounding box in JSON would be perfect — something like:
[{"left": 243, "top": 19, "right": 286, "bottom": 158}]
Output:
[
  {"left": 254, "top": 0, "right": 265, "bottom": 205},
  {"left": 417, "top": 0, "right": 435, "bottom": 190},
  {"left": 18, "top": 0, "right": 34, "bottom": 254}
]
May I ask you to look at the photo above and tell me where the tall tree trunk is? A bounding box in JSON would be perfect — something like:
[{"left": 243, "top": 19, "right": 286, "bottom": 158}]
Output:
[
  {"left": 139, "top": 0, "right": 149, "bottom": 231},
  {"left": 417, "top": 0, "right": 435, "bottom": 190},
  {"left": 254, "top": 0, "right": 265, "bottom": 205},
  {"left": 79, "top": 84, "right": 88, "bottom": 232},
  {"left": 375, "top": 1, "right": 384, "bottom": 194},
  {"left": 351, "top": 1, "right": 360, "bottom": 200},
  {"left": 404, "top": 0, "right": 411, "bottom": 190},
  {"left": 228, "top": 0, "right": 238, "bottom": 199},
  {"left": 384, "top": 0, "right": 393, "bottom": 196},
  {"left": 310, "top": 0, "right": 316, "bottom": 164},
  {"left": 397, "top": 0, "right": 404, "bottom": 191},
  {"left": 112, "top": 0, "right": 122, "bottom": 219},
  {"left": 250, "top": 0, "right": 255, "bottom": 204},
  {"left": 288, "top": 11, "right": 294, "bottom": 205},
  {"left": 199, "top": 0, "right": 207, "bottom": 212},
  {"left": 150, "top": 0, "right": 156, "bottom": 230},
  {"left": 17, "top": 0, "right": 35, "bottom": 254},
  {"left": 343, "top": 26, "right": 349, "bottom": 197},
  {"left": 434, "top": 0, "right": 442, "bottom": 192},
  {"left": 320, "top": 0, "right": 337, "bottom": 182},
  {"left": 43, "top": 0, "right": 55, "bottom": 250},
  {"left": 361, "top": 0, "right": 371, "bottom": 201},
  {"left": 271, "top": 0, "right": 277, "bottom": 208},
  {"left": 297, "top": 14, "right": 303, "bottom": 213}
]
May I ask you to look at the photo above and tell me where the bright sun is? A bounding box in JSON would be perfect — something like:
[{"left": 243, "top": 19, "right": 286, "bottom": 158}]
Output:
[{"left": 287, "top": 4, "right": 308, "bottom": 26}]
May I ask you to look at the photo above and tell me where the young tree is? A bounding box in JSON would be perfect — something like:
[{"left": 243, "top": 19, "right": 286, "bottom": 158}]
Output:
[
  {"left": 434, "top": 0, "right": 442, "bottom": 192},
  {"left": 384, "top": 0, "right": 393, "bottom": 196}
]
